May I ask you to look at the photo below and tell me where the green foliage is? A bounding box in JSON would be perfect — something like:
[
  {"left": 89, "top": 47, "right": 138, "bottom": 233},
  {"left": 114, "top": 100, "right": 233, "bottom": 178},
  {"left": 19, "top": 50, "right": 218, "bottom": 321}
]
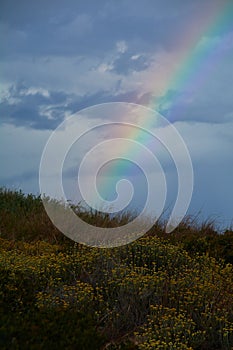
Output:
[
  {"left": 0, "top": 308, "right": 104, "bottom": 350},
  {"left": 0, "top": 187, "right": 134, "bottom": 243},
  {"left": 0, "top": 188, "right": 233, "bottom": 349},
  {"left": 155, "top": 219, "right": 233, "bottom": 264},
  {"left": 1, "top": 236, "right": 233, "bottom": 349},
  {"left": 0, "top": 187, "right": 63, "bottom": 243}
]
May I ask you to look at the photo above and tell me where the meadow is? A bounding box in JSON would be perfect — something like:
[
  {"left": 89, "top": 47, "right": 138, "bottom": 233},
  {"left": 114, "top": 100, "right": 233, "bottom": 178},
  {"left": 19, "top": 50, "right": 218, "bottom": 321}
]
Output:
[{"left": 0, "top": 187, "right": 233, "bottom": 349}]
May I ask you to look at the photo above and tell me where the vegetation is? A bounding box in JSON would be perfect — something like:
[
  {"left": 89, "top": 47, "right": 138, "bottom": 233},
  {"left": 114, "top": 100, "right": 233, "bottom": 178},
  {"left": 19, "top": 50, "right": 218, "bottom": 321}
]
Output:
[{"left": 0, "top": 187, "right": 233, "bottom": 349}]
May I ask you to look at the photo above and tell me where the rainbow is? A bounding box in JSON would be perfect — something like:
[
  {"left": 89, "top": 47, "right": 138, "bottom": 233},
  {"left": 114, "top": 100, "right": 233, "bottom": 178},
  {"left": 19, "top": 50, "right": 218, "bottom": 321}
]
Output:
[
  {"left": 94, "top": 1, "right": 233, "bottom": 213},
  {"left": 150, "top": 0, "right": 233, "bottom": 119}
]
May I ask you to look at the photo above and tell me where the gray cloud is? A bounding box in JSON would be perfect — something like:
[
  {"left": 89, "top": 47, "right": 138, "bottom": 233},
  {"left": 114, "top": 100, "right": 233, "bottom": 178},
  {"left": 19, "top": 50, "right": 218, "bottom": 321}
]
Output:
[
  {"left": 1, "top": 0, "right": 233, "bottom": 228},
  {"left": 157, "top": 72, "right": 233, "bottom": 124},
  {"left": 1, "top": 72, "right": 233, "bottom": 130},
  {"left": 0, "top": 82, "right": 68, "bottom": 129},
  {"left": 2, "top": 0, "right": 230, "bottom": 59},
  {"left": 110, "top": 52, "right": 153, "bottom": 75},
  {"left": 0, "top": 82, "right": 154, "bottom": 130}
]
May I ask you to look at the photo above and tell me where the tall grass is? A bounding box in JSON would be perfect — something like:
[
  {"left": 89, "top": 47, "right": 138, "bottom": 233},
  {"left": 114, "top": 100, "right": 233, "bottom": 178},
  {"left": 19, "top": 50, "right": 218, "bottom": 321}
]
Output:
[
  {"left": 0, "top": 187, "right": 233, "bottom": 349},
  {"left": 0, "top": 187, "right": 135, "bottom": 243},
  {"left": 0, "top": 187, "right": 232, "bottom": 262}
]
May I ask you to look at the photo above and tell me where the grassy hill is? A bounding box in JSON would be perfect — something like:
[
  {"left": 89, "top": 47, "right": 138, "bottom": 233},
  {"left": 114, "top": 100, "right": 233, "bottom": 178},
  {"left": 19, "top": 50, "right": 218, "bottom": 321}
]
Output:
[{"left": 0, "top": 188, "right": 233, "bottom": 349}]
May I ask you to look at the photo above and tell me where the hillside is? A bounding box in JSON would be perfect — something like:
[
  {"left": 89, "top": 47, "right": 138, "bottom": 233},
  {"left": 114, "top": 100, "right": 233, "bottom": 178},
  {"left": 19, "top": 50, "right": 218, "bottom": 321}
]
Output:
[{"left": 0, "top": 188, "right": 233, "bottom": 349}]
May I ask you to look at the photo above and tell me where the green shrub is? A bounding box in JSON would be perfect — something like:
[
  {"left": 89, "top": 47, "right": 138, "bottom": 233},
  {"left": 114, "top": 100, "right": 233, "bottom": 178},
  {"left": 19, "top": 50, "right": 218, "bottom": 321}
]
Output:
[
  {"left": 0, "top": 188, "right": 233, "bottom": 349},
  {"left": 0, "top": 308, "right": 105, "bottom": 350}
]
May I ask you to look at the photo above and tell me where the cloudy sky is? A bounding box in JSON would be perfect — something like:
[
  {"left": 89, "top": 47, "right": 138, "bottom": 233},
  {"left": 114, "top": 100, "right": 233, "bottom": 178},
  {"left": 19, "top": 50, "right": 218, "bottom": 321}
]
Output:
[{"left": 1, "top": 0, "right": 233, "bottom": 229}]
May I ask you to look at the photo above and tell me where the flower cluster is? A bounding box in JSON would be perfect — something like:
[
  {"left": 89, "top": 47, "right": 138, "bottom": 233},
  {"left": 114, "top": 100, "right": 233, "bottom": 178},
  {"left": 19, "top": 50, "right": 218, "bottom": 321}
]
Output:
[{"left": 0, "top": 235, "right": 233, "bottom": 349}]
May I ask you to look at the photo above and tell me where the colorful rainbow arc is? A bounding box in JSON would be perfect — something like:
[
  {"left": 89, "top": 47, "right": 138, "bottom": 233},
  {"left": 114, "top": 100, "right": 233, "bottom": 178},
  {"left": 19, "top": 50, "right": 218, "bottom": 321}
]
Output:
[
  {"left": 94, "top": 1, "right": 233, "bottom": 213},
  {"left": 149, "top": 1, "right": 233, "bottom": 119}
]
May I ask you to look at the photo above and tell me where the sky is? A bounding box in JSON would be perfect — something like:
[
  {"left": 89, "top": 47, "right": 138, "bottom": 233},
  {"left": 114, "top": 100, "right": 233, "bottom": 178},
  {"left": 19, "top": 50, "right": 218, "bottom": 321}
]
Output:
[{"left": 1, "top": 0, "right": 233, "bottom": 230}]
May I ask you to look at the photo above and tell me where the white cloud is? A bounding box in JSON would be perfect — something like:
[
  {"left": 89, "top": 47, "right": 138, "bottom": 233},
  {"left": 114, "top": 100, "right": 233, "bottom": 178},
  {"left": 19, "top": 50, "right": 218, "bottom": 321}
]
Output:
[
  {"left": 116, "top": 40, "right": 128, "bottom": 53},
  {"left": 97, "top": 62, "right": 114, "bottom": 73},
  {"left": 131, "top": 54, "right": 141, "bottom": 60},
  {"left": 25, "top": 87, "right": 50, "bottom": 98}
]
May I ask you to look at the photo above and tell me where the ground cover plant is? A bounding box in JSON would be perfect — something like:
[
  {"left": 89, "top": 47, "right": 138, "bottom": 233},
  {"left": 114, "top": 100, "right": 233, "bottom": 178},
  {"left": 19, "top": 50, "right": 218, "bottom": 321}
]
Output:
[{"left": 0, "top": 188, "right": 233, "bottom": 349}]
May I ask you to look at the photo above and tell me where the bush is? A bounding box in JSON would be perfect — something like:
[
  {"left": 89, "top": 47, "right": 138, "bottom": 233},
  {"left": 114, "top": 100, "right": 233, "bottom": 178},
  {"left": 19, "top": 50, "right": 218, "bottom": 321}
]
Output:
[
  {"left": 0, "top": 188, "right": 233, "bottom": 349},
  {"left": 0, "top": 308, "right": 105, "bottom": 350}
]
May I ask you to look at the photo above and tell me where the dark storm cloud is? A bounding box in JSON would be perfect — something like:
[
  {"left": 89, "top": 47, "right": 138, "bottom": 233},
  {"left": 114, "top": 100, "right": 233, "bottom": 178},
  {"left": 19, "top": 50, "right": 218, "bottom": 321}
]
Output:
[
  {"left": 1, "top": 79, "right": 233, "bottom": 130},
  {"left": 1, "top": 0, "right": 229, "bottom": 59},
  {"left": 0, "top": 82, "right": 69, "bottom": 129},
  {"left": 156, "top": 85, "right": 233, "bottom": 124},
  {"left": 1, "top": 0, "right": 232, "bottom": 129},
  {"left": 0, "top": 82, "right": 154, "bottom": 130},
  {"left": 110, "top": 52, "right": 152, "bottom": 75}
]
